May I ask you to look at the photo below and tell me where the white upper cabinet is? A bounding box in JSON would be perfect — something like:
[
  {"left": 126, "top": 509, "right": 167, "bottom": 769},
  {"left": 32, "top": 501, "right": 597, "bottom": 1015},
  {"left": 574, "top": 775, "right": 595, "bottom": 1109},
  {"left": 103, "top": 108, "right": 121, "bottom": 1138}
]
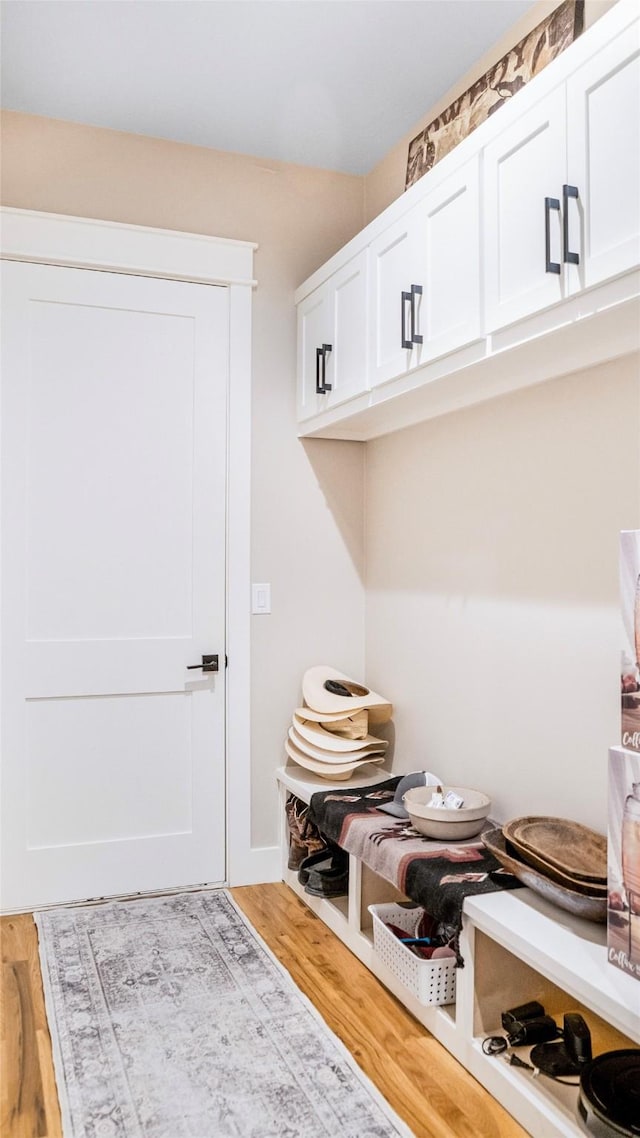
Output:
[
  {"left": 297, "top": 283, "right": 329, "bottom": 422},
  {"left": 566, "top": 26, "right": 640, "bottom": 291},
  {"left": 297, "top": 249, "right": 368, "bottom": 421},
  {"left": 417, "top": 156, "right": 481, "bottom": 365},
  {"left": 295, "top": 0, "right": 639, "bottom": 439},
  {"left": 369, "top": 156, "right": 481, "bottom": 388},
  {"left": 483, "top": 87, "right": 568, "bottom": 333},
  {"left": 484, "top": 20, "right": 640, "bottom": 333},
  {"left": 368, "top": 204, "right": 424, "bottom": 387}
]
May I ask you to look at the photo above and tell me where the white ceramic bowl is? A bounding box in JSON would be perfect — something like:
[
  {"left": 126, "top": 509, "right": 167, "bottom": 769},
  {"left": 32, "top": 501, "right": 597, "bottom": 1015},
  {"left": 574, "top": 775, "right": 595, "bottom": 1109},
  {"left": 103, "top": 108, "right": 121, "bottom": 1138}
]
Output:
[{"left": 403, "top": 785, "right": 491, "bottom": 840}]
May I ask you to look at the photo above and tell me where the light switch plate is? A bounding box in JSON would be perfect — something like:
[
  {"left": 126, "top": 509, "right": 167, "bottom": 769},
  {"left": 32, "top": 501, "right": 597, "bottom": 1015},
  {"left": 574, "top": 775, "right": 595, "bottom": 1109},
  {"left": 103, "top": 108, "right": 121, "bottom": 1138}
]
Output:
[{"left": 251, "top": 583, "right": 271, "bottom": 614}]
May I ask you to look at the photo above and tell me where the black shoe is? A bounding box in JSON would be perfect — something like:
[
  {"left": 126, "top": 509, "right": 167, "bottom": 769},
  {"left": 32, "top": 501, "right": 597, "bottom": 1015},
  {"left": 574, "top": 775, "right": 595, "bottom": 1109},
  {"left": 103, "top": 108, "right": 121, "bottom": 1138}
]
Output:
[
  {"left": 305, "top": 864, "right": 349, "bottom": 897},
  {"left": 297, "top": 847, "right": 332, "bottom": 885},
  {"left": 304, "top": 849, "right": 349, "bottom": 897}
]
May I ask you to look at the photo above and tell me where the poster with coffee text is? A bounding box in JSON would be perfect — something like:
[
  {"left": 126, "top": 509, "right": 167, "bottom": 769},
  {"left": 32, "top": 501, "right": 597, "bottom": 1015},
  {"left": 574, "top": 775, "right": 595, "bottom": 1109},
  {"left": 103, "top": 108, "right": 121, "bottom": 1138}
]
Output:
[
  {"left": 608, "top": 746, "right": 640, "bottom": 981},
  {"left": 621, "top": 530, "right": 640, "bottom": 752}
]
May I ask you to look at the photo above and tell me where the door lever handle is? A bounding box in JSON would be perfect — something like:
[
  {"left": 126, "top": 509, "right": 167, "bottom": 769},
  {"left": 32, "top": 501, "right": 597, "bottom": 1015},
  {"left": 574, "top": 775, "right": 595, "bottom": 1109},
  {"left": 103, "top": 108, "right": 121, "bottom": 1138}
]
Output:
[{"left": 187, "top": 654, "right": 219, "bottom": 672}]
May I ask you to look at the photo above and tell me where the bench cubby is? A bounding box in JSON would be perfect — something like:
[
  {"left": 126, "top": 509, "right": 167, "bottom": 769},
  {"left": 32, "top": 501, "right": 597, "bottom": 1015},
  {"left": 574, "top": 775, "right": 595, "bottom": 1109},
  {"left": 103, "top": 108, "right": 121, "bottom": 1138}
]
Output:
[{"left": 277, "top": 763, "right": 640, "bottom": 1138}]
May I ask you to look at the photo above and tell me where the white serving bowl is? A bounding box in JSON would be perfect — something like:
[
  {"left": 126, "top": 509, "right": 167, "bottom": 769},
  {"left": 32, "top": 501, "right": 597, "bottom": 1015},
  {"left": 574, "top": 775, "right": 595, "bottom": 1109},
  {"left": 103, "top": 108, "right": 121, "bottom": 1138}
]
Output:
[{"left": 403, "top": 785, "right": 491, "bottom": 840}]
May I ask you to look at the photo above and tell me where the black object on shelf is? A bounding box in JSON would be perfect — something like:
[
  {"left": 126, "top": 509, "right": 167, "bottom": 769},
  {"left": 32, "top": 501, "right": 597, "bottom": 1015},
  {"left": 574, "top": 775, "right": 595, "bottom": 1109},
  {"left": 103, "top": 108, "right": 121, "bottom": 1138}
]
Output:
[
  {"left": 578, "top": 1050, "right": 640, "bottom": 1137},
  {"left": 563, "top": 1012, "right": 592, "bottom": 1067},
  {"left": 501, "top": 1000, "right": 546, "bottom": 1031}
]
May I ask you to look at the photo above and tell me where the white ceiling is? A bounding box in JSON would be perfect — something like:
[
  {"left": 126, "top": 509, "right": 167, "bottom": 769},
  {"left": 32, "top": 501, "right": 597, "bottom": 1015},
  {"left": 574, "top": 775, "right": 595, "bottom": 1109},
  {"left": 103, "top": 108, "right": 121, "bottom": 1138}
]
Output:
[{"left": 0, "top": 0, "right": 536, "bottom": 175}]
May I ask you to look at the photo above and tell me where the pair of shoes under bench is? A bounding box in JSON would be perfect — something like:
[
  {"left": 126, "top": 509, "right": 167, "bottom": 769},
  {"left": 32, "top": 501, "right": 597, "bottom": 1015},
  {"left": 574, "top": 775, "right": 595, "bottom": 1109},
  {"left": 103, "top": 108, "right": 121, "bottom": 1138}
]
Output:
[
  {"left": 297, "top": 847, "right": 332, "bottom": 885},
  {"left": 303, "top": 848, "right": 349, "bottom": 898}
]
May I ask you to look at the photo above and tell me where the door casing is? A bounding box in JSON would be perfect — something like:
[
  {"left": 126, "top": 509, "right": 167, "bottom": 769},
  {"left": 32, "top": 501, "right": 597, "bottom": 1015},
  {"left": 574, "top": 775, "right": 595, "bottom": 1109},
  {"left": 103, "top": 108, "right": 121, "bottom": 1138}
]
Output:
[{"left": 0, "top": 206, "right": 275, "bottom": 902}]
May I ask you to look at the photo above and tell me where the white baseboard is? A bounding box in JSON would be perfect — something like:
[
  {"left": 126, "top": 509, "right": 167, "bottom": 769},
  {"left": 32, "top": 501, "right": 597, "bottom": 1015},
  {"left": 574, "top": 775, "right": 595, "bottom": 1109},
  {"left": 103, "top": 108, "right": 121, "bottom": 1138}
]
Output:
[{"left": 228, "top": 844, "right": 281, "bottom": 887}]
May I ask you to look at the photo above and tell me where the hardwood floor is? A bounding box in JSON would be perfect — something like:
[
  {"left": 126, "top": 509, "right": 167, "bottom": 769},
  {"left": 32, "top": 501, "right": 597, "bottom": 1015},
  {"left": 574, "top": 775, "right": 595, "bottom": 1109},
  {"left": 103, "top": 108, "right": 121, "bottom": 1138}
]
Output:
[
  {"left": 0, "top": 883, "right": 529, "bottom": 1138},
  {"left": 234, "top": 885, "right": 528, "bottom": 1138},
  {"left": 1, "top": 912, "right": 62, "bottom": 1138}
]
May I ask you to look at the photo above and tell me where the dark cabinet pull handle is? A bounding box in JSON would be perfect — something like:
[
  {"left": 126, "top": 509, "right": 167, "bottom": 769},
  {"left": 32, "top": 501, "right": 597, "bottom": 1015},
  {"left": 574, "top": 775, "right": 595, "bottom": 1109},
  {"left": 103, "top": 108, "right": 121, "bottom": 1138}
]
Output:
[
  {"left": 315, "top": 344, "right": 332, "bottom": 394},
  {"left": 410, "top": 283, "right": 423, "bottom": 345},
  {"left": 315, "top": 346, "right": 323, "bottom": 394},
  {"left": 401, "top": 290, "right": 412, "bottom": 349},
  {"left": 401, "top": 286, "right": 423, "bottom": 348},
  {"left": 544, "top": 196, "right": 561, "bottom": 274},
  {"left": 563, "top": 184, "right": 580, "bottom": 265},
  {"left": 321, "top": 343, "right": 332, "bottom": 392}
]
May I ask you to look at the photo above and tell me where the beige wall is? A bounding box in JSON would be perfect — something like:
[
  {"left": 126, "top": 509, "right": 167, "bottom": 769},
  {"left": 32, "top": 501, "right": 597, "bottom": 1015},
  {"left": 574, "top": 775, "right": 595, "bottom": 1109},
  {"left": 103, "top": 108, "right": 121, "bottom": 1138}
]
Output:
[
  {"left": 364, "top": 0, "right": 617, "bottom": 223},
  {"left": 365, "top": 354, "right": 640, "bottom": 834},
  {"left": 0, "top": 110, "right": 368, "bottom": 849}
]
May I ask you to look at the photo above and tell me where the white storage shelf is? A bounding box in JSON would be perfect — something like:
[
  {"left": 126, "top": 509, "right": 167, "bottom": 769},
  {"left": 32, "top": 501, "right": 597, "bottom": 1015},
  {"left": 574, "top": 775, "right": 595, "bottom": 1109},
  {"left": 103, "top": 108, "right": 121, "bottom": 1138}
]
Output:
[{"left": 276, "top": 764, "right": 640, "bottom": 1138}]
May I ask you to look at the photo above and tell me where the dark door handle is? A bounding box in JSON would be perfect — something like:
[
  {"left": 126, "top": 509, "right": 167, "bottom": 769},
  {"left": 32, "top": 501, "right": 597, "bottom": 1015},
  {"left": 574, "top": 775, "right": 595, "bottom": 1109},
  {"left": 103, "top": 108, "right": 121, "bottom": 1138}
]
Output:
[
  {"left": 187, "top": 654, "right": 219, "bottom": 672},
  {"left": 410, "top": 283, "right": 423, "bottom": 345},
  {"left": 563, "top": 184, "right": 580, "bottom": 265},
  {"left": 545, "top": 196, "right": 561, "bottom": 274},
  {"left": 401, "top": 290, "right": 413, "bottom": 349}
]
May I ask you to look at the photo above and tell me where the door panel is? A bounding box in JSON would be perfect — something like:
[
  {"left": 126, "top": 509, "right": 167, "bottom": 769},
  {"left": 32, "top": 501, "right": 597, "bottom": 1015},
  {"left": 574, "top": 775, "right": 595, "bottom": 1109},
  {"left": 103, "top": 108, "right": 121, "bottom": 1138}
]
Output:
[
  {"left": 567, "top": 30, "right": 640, "bottom": 290},
  {"left": 419, "top": 155, "right": 481, "bottom": 359},
  {"left": 369, "top": 209, "right": 424, "bottom": 387},
  {"left": 328, "top": 250, "right": 368, "bottom": 409},
  {"left": 297, "top": 284, "right": 329, "bottom": 420},
  {"left": 26, "top": 692, "right": 193, "bottom": 848},
  {"left": 26, "top": 300, "right": 194, "bottom": 642},
  {"left": 1, "top": 261, "right": 228, "bottom": 910},
  {"left": 484, "top": 86, "right": 567, "bottom": 332}
]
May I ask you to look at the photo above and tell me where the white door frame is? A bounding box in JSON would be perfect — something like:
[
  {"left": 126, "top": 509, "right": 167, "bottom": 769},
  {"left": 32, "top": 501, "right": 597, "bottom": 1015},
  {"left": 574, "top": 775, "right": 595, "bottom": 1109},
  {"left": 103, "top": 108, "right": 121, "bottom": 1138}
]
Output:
[{"left": 1, "top": 206, "right": 263, "bottom": 889}]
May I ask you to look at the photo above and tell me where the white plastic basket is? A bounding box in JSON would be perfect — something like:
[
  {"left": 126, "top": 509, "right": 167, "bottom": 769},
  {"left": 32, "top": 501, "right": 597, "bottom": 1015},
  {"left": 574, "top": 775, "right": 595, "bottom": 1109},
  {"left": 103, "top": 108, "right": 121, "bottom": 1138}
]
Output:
[{"left": 368, "top": 902, "right": 456, "bottom": 1006}]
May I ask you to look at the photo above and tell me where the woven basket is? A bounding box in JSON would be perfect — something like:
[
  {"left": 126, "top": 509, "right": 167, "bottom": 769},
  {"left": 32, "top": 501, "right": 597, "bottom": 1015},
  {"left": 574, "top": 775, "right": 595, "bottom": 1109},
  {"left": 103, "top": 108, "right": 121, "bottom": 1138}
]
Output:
[{"left": 368, "top": 902, "right": 456, "bottom": 1006}]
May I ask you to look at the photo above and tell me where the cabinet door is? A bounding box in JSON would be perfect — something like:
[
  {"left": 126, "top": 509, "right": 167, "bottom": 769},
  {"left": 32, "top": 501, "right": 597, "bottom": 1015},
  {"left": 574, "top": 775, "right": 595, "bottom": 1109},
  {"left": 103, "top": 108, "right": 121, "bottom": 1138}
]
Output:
[
  {"left": 567, "top": 27, "right": 640, "bottom": 291},
  {"left": 368, "top": 206, "right": 424, "bottom": 388},
  {"left": 415, "top": 155, "right": 481, "bottom": 362},
  {"left": 297, "top": 283, "right": 330, "bottom": 422},
  {"left": 325, "top": 250, "right": 369, "bottom": 410},
  {"left": 484, "top": 86, "right": 568, "bottom": 333}
]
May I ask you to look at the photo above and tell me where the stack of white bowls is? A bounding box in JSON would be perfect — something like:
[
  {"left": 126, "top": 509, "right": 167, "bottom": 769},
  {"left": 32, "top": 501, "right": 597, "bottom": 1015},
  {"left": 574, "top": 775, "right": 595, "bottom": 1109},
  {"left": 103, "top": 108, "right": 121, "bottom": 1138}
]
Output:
[{"left": 285, "top": 665, "right": 393, "bottom": 781}]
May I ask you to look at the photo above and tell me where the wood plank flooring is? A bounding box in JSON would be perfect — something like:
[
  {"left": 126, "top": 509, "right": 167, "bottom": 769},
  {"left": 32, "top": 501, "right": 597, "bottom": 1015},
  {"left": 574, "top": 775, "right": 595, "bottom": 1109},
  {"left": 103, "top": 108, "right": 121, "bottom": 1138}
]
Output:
[
  {"left": 1, "top": 912, "right": 62, "bottom": 1138},
  {"left": 0, "top": 883, "right": 529, "bottom": 1138}
]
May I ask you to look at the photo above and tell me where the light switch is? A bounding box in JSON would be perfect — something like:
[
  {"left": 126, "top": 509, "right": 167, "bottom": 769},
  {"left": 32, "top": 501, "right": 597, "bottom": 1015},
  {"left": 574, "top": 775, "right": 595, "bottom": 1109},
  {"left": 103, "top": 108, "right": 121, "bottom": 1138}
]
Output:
[{"left": 252, "top": 583, "right": 271, "bottom": 614}]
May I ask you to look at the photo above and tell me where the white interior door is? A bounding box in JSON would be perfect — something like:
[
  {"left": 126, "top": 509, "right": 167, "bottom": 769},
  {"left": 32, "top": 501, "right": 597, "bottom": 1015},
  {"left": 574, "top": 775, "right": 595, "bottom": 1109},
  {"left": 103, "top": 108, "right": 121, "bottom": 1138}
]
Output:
[{"left": 1, "top": 261, "right": 228, "bottom": 910}]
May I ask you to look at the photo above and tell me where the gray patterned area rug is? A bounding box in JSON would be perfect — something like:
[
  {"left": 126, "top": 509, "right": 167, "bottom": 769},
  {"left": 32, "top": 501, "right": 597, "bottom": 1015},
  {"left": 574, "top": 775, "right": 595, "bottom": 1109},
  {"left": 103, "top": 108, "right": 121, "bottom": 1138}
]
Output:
[{"left": 36, "top": 889, "right": 413, "bottom": 1138}]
